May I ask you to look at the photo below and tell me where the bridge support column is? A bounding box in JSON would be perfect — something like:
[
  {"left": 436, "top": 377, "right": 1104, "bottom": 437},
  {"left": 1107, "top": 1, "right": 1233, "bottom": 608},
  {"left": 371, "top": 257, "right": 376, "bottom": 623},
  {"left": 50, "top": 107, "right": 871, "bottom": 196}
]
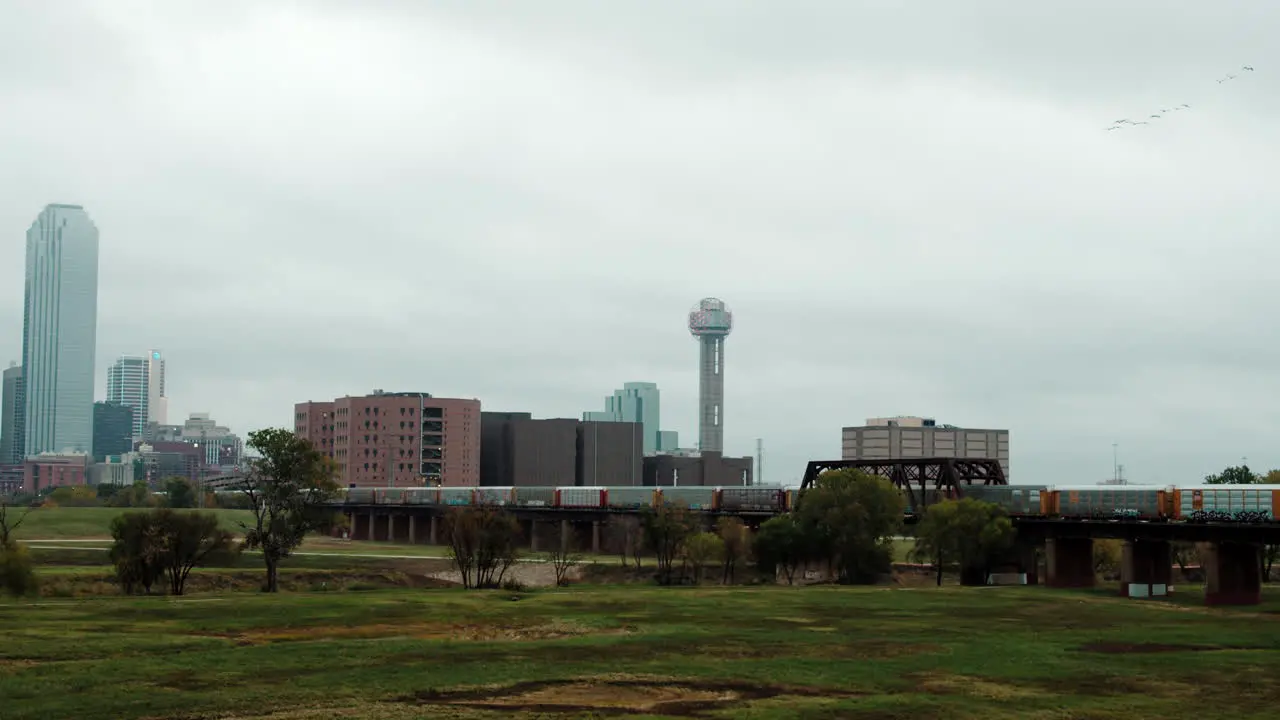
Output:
[
  {"left": 1046, "top": 537, "right": 1095, "bottom": 588},
  {"left": 350, "top": 513, "right": 366, "bottom": 541},
  {"left": 530, "top": 521, "right": 540, "bottom": 552},
  {"left": 1120, "top": 540, "right": 1171, "bottom": 598},
  {"left": 366, "top": 511, "right": 377, "bottom": 541},
  {"left": 408, "top": 515, "right": 417, "bottom": 545},
  {"left": 429, "top": 515, "right": 438, "bottom": 545},
  {"left": 1018, "top": 542, "right": 1040, "bottom": 586},
  {"left": 560, "top": 519, "right": 570, "bottom": 554},
  {"left": 1202, "top": 542, "right": 1262, "bottom": 606},
  {"left": 592, "top": 521, "right": 601, "bottom": 554}
]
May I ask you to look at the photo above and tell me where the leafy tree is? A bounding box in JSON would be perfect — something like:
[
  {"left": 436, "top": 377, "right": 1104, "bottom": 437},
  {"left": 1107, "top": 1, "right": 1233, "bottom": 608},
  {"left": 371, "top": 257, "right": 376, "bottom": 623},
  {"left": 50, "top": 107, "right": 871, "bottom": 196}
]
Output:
[
  {"left": 715, "top": 516, "right": 750, "bottom": 584},
  {"left": 641, "top": 503, "right": 699, "bottom": 585},
  {"left": 236, "top": 429, "right": 340, "bottom": 592},
  {"left": 0, "top": 501, "right": 37, "bottom": 597},
  {"left": 794, "top": 469, "right": 905, "bottom": 584},
  {"left": 47, "top": 486, "right": 99, "bottom": 507},
  {"left": 109, "top": 509, "right": 236, "bottom": 596},
  {"left": 1093, "top": 539, "right": 1123, "bottom": 578},
  {"left": 912, "top": 499, "right": 1015, "bottom": 586},
  {"left": 0, "top": 543, "right": 36, "bottom": 597},
  {"left": 681, "top": 532, "right": 724, "bottom": 585},
  {"left": 163, "top": 477, "right": 197, "bottom": 508},
  {"left": 606, "top": 515, "right": 645, "bottom": 569},
  {"left": 1262, "top": 469, "right": 1280, "bottom": 484},
  {"left": 754, "top": 514, "right": 808, "bottom": 584},
  {"left": 107, "top": 480, "right": 153, "bottom": 508},
  {"left": 1204, "top": 464, "right": 1259, "bottom": 485},
  {"left": 443, "top": 506, "right": 522, "bottom": 589},
  {"left": 109, "top": 512, "right": 166, "bottom": 594}
]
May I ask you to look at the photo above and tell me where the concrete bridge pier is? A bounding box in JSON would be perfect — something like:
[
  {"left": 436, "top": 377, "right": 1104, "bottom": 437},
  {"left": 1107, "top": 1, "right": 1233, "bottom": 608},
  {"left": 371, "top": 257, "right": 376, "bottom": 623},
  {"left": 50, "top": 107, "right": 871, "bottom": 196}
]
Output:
[
  {"left": 1120, "top": 540, "right": 1171, "bottom": 599},
  {"left": 372, "top": 513, "right": 390, "bottom": 542},
  {"left": 529, "top": 519, "right": 541, "bottom": 552},
  {"left": 348, "top": 512, "right": 365, "bottom": 541},
  {"left": 592, "top": 520, "right": 601, "bottom": 555},
  {"left": 1018, "top": 542, "right": 1040, "bottom": 585},
  {"left": 430, "top": 514, "right": 439, "bottom": 545},
  {"left": 408, "top": 514, "right": 417, "bottom": 544},
  {"left": 1202, "top": 542, "right": 1262, "bottom": 606},
  {"left": 1046, "top": 537, "right": 1095, "bottom": 588}
]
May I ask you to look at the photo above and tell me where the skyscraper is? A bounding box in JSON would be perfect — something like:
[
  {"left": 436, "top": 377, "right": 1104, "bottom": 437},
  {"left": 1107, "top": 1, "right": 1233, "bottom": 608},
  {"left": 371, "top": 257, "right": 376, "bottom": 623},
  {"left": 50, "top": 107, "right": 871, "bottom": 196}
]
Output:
[
  {"left": 688, "top": 297, "right": 732, "bottom": 453},
  {"left": 582, "top": 381, "right": 666, "bottom": 455},
  {"left": 22, "top": 204, "right": 99, "bottom": 456},
  {"left": 92, "top": 401, "right": 134, "bottom": 461},
  {"left": 107, "top": 350, "right": 166, "bottom": 439},
  {"left": 0, "top": 363, "right": 22, "bottom": 464}
]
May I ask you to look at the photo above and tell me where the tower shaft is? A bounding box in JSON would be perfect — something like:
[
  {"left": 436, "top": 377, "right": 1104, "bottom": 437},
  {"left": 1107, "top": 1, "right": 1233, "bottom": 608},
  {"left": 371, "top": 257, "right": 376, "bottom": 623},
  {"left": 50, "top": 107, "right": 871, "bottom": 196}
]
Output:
[{"left": 697, "top": 335, "right": 725, "bottom": 453}]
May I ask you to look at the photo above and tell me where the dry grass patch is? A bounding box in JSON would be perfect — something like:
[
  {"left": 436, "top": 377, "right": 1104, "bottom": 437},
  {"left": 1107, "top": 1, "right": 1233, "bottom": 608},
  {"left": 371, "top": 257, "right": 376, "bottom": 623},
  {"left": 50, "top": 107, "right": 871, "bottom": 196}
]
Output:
[
  {"left": 914, "top": 673, "right": 1042, "bottom": 701},
  {"left": 215, "top": 619, "right": 627, "bottom": 645}
]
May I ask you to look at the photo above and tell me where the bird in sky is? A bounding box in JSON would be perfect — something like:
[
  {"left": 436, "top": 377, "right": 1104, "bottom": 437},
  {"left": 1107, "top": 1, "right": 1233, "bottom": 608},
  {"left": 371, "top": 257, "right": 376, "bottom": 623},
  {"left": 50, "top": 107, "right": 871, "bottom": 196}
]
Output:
[
  {"left": 1107, "top": 67, "right": 1248, "bottom": 132},
  {"left": 1243, "top": 65, "right": 1255, "bottom": 71},
  {"left": 1149, "top": 114, "right": 1162, "bottom": 118}
]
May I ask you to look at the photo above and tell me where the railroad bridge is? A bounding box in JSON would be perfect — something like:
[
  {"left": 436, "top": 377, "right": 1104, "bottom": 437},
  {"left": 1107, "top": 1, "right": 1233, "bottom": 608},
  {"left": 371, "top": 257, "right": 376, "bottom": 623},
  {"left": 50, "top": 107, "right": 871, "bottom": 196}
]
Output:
[{"left": 330, "top": 457, "right": 1279, "bottom": 606}]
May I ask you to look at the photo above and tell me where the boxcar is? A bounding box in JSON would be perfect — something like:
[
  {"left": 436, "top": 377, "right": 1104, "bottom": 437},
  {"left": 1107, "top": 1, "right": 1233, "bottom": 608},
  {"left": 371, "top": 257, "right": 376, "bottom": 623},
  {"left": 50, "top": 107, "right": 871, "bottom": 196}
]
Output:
[
  {"left": 347, "top": 488, "right": 377, "bottom": 504},
  {"left": 1052, "top": 486, "right": 1166, "bottom": 519},
  {"left": 512, "top": 486, "right": 557, "bottom": 508},
  {"left": 659, "top": 486, "right": 718, "bottom": 511},
  {"left": 962, "top": 485, "right": 1047, "bottom": 515},
  {"left": 558, "top": 486, "right": 606, "bottom": 509},
  {"left": 402, "top": 487, "right": 438, "bottom": 505},
  {"left": 1177, "top": 484, "right": 1280, "bottom": 520},
  {"left": 606, "top": 487, "right": 657, "bottom": 510},
  {"left": 439, "top": 488, "right": 475, "bottom": 506},
  {"left": 474, "top": 487, "right": 513, "bottom": 506},
  {"left": 719, "top": 486, "right": 786, "bottom": 513}
]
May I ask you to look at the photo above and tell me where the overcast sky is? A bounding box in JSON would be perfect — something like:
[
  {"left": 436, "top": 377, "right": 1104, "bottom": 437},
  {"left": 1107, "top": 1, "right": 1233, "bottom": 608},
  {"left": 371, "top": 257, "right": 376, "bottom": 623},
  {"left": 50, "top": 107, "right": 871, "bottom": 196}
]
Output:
[{"left": 1, "top": 1, "right": 1277, "bottom": 485}]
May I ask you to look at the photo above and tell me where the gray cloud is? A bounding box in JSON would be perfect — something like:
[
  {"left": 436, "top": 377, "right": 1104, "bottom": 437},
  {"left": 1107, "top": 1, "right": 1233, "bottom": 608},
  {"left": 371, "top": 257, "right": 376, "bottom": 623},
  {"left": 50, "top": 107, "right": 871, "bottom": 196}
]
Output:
[{"left": 1, "top": 1, "right": 1276, "bottom": 486}]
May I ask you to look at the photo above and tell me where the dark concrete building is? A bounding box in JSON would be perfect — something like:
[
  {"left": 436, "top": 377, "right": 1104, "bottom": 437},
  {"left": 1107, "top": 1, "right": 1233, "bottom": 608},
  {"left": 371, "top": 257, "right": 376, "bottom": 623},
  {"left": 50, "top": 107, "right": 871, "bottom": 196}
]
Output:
[
  {"left": 92, "top": 401, "right": 134, "bottom": 461},
  {"left": 480, "top": 412, "right": 642, "bottom": 486},
  {"left": 642, "top": 451, "right": 754, "bottom": 487},
  {"left": 578, "top": 420, "right": 642, "bottom": 486}
]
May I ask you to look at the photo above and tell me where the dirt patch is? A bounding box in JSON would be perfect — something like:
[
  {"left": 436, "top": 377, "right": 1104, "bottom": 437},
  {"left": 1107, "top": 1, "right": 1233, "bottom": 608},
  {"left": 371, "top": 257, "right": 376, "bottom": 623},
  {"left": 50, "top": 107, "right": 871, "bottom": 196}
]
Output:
[
  {"left": 914, "top": 673, "right": 1040, "bottom": 700},
  {"left": 405, "top": 676, "right": 861, "bottom": 716},
  {"left": 214, "top": 619, "right": 626, "bottom": 646},
  {"left": 1078, "top": 642, "right": 1262, "bottom": 654}
]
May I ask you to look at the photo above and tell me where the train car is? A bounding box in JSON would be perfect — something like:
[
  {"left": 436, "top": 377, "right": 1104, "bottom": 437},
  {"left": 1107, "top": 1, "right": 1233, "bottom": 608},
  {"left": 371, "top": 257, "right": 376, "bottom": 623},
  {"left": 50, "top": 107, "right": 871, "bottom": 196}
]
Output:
[
  {"left": 558, "top": 486, "right": 606, "bottom": 509},
  {"left": 658, "top": 486, "right": 718, "bottom": 511},
  {"left": 347, "top": 488, "right": 377, "bottom": 504},
  {"left": 606, "top": 486, "right": 658, "bottom": 510},
  {"left": 438, "top": 487, "right": 475, "bottom": 506},
  {"left": 512, "top": 486, "right": 557, "bottom": 508},
  {"left": 961, "top": 485, "right": 1048, "bottom": 515},
  {"left": 401, "top": 487, "right": 439, "bottom": 505},
  {"left": 1176, "top": 484, "right": 1280, "bottom": 521},
  {"left": 474, "top": 487, "right": 514, "bottom": 506},
  {"left": 1050, "top": 485, "right": 1170, "bottom": 520},
  {"left": 719, "top": 486, "right": 786, "bottom": 513}
]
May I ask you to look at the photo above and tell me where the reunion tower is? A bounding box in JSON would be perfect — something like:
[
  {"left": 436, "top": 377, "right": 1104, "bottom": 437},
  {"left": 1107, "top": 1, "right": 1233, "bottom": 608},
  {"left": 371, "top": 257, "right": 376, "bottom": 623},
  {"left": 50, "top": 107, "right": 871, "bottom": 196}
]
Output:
[{"left": 688, "top": 297, "right": 733, "bottom": 453}]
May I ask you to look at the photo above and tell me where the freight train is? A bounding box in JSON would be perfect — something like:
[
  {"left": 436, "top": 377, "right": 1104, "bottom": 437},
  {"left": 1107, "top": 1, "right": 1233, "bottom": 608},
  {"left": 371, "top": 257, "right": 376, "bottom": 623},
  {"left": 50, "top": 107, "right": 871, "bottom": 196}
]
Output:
[{"left": 341, "top": 483, "right": 1280, "bottom": 522}]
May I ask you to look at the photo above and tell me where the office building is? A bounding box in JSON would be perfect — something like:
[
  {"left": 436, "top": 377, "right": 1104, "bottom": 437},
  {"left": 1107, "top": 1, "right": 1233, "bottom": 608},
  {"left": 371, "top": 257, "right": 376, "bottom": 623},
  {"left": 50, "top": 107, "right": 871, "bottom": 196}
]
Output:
[
  {"left": 642, "top": 451, "right": 753, "bottom": 487},
  {"left": 22, "top": 451, "right": 91, "bottom": 494},
  {"left": 582, "top": 382, "right": 678, "bottom": 456},
  {"left": 107, "top": 350, "right": 167, "bottom": 439},
  {"left": 688, "top": 298, "right": 732, "bottom": 453},
  {"left": 178, "top": 412, "right": 241, "bottom": 467},
  {"left": 841, "top": 416, "right": 1010, "bottom": 479},
  {"left": 92, "top": 401, "right": 134, "bottom": 461},
  {"left": 480, "top": 412, "right": 643, "bottom": 486},
  {"left": 295, "top": 390, "right": 481, "bottom": 488},
  {"left": 22, "top": 204, "right": 99, "bottom": 456},
  {"left": 0, "top": 363, "right": 22, "bottom": 464}
]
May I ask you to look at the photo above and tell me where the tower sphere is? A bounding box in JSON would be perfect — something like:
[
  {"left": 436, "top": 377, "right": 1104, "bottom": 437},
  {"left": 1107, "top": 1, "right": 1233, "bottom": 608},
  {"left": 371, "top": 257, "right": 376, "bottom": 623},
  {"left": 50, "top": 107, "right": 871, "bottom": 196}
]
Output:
[{"left": 688, "top": 297, "right": 733, "bottom": 337}]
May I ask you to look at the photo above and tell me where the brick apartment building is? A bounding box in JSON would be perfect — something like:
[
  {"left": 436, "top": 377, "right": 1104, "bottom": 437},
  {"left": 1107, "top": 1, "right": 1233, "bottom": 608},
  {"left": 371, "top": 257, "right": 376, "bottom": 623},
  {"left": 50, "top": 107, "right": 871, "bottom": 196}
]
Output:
[
  {"left": 295, "top": 391, "right": 480, "bottom": 488},
  {"left": 480, "top": 411, "right": 643, "bottom": 486},
  {"left": 22, "top": 452, "right": 91, "bottom": 494}
]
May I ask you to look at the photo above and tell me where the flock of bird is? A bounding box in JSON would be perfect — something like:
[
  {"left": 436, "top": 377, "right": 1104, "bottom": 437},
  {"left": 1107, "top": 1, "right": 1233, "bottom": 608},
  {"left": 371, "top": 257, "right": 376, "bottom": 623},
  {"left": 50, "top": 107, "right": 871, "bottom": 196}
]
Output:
[{"left": 1106, "top": 65, "right": 1254, "bottom": 132}]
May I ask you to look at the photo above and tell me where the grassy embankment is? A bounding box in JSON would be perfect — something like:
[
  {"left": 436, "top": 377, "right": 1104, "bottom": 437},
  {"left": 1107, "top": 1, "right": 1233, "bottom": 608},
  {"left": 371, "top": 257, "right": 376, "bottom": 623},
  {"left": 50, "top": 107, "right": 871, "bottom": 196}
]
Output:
[{"left": 2, "top": 584, "right": 1279, "bottom": 720}]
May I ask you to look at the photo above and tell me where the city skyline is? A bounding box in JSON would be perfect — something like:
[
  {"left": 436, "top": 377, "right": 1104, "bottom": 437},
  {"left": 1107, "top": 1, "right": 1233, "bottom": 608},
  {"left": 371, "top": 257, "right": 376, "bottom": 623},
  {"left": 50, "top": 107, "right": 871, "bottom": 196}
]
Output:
[{"left": 2, "top": 4, "right": 1278, "bottom": 485}]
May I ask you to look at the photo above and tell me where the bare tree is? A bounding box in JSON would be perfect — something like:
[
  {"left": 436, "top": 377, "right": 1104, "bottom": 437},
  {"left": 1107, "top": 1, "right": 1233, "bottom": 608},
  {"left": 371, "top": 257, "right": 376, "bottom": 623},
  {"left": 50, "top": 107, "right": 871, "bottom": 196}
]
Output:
[
  {"left": 641, "top": 503, "right": 698, "bottom": 585},
  {"left": 0, "top": 500, "right": 32, "bottom": 548},
  {"left": 444, "top": 506, "right": 522, "bottom": 589},
  {"left": 543, "top": 545, "right": 582, "bottom": 587},
  {"left": 606, "top": 515, "right": 645, "bottom": 569}
]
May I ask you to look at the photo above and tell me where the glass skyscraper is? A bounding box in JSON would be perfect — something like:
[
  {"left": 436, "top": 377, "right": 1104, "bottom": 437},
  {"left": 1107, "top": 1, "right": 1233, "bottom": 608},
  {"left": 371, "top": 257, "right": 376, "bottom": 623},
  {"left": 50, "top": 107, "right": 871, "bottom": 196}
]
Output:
[
  {"left": 583, "top": 381, "right": 677, "bottom": 455},
  {"left": 22, "top": 204, "right": 99, "bottom": 456}
]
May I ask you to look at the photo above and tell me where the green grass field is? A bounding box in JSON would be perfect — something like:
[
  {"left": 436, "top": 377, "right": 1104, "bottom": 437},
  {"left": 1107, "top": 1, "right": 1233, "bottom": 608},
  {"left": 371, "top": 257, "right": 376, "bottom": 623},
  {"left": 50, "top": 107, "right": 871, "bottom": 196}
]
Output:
[
  {"left": 2, "top": 584, "right": 1279, "bottom": 719},
  {"left": 11, "top": 506, "right": 255, "bottom": 540}
]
